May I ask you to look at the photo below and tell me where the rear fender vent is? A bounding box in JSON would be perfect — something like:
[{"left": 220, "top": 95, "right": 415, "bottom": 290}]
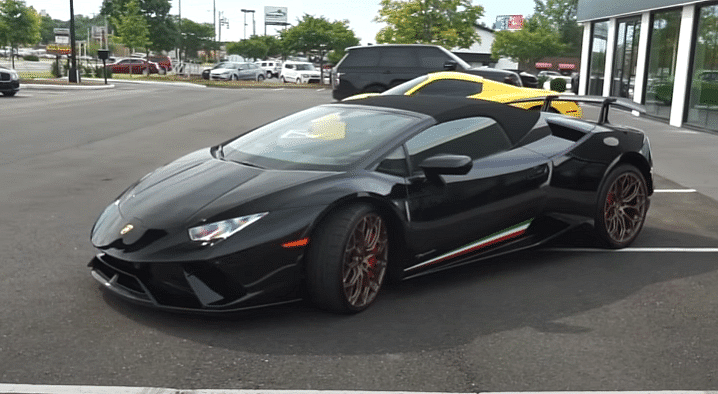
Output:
[{"left": 548, "top": 122, "right": 586, "bottom": 142}]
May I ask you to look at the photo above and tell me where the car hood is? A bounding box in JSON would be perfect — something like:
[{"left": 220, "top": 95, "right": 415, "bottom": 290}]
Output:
[{"left": 114, "top": 148, "right": 334, "bottom": 230}]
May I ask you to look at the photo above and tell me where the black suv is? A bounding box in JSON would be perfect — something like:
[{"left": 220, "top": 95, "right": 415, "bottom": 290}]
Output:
[{"left": 331, "top": 44, "right": 522, "bottom": 100}]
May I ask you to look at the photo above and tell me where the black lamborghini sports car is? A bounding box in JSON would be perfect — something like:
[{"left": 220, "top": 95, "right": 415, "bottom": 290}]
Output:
[{"left": 89, "top": 95, "right": 653, "bottom": 314}]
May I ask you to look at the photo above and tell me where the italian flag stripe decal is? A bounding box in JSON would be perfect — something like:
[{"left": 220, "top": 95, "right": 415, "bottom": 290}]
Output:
[{"left": 406, "top": 219, "right": 534, "bottom": 272}]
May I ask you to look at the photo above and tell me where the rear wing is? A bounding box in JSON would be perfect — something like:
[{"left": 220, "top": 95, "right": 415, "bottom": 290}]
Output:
[{"left": 506, "top": 95, "right": 646, "bottom": 125}]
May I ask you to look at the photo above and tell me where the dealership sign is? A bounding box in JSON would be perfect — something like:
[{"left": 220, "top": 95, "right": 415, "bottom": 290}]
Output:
[
  {"left": 264, "top": 6, "right": 288, "bottom": 24},
  {"left": 494, "top": 15, "right": 524, "bottom": 31}
]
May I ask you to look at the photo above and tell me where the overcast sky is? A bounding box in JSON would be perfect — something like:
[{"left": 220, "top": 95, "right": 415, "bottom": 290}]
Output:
[{"left": 26, "top": 0, "right": 537, "bottom": 45}]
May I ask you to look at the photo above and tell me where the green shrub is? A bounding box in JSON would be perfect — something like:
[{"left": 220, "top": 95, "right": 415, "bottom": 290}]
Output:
[
  {"left": 550, "top": 77, "right": 567, "bottom": 92},
  {"left": 82, "top": 65, "right": 94, "bottom": 76},
  {"left": 23, "top": 55, "right": 39, "bottom": 61},
  {"left": 51, "top": 61, "right": 62, "bottom": 78},
  {"left": 94, "top": 66, "right": 112, "bottom": 79},
  {"left": 538, "top": 76, "right": 549, "bottom": 88}
]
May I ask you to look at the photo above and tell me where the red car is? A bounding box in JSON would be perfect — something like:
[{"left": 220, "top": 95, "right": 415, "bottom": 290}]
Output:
[
  {"left": 106, "top": 58, "right": 161, "bottom": 75},
  {"left": 147, "top": 55, "right": 172, "bottom": 73}
]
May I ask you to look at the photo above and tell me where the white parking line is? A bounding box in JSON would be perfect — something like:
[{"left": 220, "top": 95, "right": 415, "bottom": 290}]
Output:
[
  {"left": 542, "top": 247, "right": 718, "bottom": 253},
  {"left": 654, "top": 189, "right": 697, "bottom": 193}
]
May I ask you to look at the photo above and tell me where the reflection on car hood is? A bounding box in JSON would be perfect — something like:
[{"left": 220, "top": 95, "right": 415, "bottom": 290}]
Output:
[{"left": 117, "top": 149, "right": 332, "bottom": 229}]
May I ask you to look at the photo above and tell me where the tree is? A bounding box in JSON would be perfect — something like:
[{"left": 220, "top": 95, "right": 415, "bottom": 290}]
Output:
[
  {"left": 0, "top": 0, "right": 41, "bottom": 67},
  {"left": 177, "top": 18, "right": 215, "bottom": 60},
  {"left": 112, "top": 0, "right": 150, "bottom": 75},
  {"left": 374, "top": 0, "right": 483, "bottom": 49},
  {"left": 102, "top": 0, "right": 176, "bottom": 53},
  {"left": 491, "top": 16, "right": 564, "bottom": 69},
  {"left": 532, "top": 0, "right": 581, "bottom": 56},
  {"left": 280, "top": 14, "right": 359, "bottom": 62}
]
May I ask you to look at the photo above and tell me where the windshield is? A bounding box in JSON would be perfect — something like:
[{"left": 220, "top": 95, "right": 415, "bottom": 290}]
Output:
[
  {"left": 382, "top": 75, "right": 430, "bottom": 95},
  {"left": 295, "top": 63, "right": 315, "bottom": 71},
  {"left": 214, "top": 62, "right": 234, "bottom": 69},
  {"left": 223, "top": 105, "right": 417, "bottom": 171}
]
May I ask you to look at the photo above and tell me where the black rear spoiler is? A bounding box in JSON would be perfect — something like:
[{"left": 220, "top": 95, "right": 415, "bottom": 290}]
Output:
[{"left": 506, "top": 95, "right": 646, "bottom": 125}]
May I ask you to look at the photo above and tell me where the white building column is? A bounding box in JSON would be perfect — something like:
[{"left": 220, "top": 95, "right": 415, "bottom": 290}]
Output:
[
  {"left": 633, "top": 12, "right": 651, "bottom": 104},
  {"left": 670, "top": 5, "right": 696, "bottom": 127},
  {"left": 579, "top": 23, "right": 591, "bottom": 96},
  {"left": 603, "top": 18, "right": 617, "bottom": 97}
]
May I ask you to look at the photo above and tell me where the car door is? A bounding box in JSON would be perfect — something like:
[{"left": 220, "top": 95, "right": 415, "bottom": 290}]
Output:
[
  {"left": 115, "top": 59, "right": 131, "bottom": 73},
  {"left": 237, "top": 63, "right": 250, "bottom": 80},
  {"left": 402, "top": 116, "right": 549, "bottom": 272}
]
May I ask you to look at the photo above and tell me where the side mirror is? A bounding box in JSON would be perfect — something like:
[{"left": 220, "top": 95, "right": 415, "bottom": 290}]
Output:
[
  {"left": 419, "top": 154, "right": 472, "bottom": 182},
  {"left": 443, "top": 60, "right": 458, "bottom": 71}
]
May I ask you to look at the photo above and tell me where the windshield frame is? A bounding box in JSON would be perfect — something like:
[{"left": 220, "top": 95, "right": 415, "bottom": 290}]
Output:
[{"left": 221, "top": 104, "right": 424, "bottom": 172}]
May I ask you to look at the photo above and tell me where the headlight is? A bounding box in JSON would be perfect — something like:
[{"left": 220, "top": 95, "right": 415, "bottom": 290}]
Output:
[
  {"left": 188, "top": 212, "right": 268, "bottom": 242},
  {"left": 10, "top": 71, "right": 19, "bottom": 81}
]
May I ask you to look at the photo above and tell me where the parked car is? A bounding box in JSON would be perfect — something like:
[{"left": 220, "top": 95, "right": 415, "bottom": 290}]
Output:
[
  {"left": 280, "top": 61, "right": 321, "bottom": 84},
  {"left": 331, "top": 44, "right": 523, "bottom": 100},
  {"left": 89, "top": 94, "right": 652, "bottom": 314},
  {"left": 345, "top": 71, "right": 582, "bottom": 118},
  {"left": 147, "top": 55, "right": 172, "bottom": 73},
  {"left": 0, "top": 66, "right": 20, "bottom": 96},
  {"left": 209, "top": 62, "right": 265, "bottom": 81},
  {"left": 257, "top": 60, "right": 281, "bottom": 78},
  {"left": 505, "top": 69, "right": 539, "bottom": 88},
  {"left": 106, "top": 58, "right": 161, "bottom": 75}
]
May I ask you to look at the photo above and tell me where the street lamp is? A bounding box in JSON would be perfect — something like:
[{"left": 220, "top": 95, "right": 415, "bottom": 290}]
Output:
[{"left": 241, "top": 9, "right": 255, "bottom": 39}]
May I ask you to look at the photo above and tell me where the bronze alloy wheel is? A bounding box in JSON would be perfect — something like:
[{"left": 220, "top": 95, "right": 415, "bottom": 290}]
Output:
[
  {"left": 341, "top": 213, "right": 388, "bottom": 308},
  {"left": 602, "top": 170, "right": 648, "bottom": 245}
]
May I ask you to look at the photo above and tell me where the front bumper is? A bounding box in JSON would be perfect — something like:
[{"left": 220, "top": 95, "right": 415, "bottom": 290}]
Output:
[
  {"left": 89, "top": 243, "right": 306, "bottom": 313},
  {"left": 0, "top": 80, "right": 20, "bottom": 93}
]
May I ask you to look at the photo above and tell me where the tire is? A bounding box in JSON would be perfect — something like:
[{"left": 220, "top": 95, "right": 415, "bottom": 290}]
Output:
[
  {"left": 306, "top": 204, "right": 389, "bottom": 313},
  {"left": 266, "top": 71, "right": 272, "bottom": 79},
  {"left": 295, "top": 77, "right": 302, "bottom": 85},
  {"left": 2, "top": 91, "right": 17, "bottom": 97},
  {"left": 281, "top": 76, "right": 286, "bottom": 83},
  {"left": 594, "top": 164, "right": 648, "bottom": 248},
  {"left": 158, "top": 67, "right": 167, "bottom": 75},
  {"left": 257, "top": 74, "right": 265, "bottom": 82},
  {"left": 142, "top": 68, "right": 149, "bottom": 76},
  {"left": 230, "top": 74, "right": 238, "bottom": 81}
]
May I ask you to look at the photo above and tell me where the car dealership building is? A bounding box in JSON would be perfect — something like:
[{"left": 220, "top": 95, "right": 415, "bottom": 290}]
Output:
[{"left": 577, "top": 0, "right": 718, "bottom": 132}]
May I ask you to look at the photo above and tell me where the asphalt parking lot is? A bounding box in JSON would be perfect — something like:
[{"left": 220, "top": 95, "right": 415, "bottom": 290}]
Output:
[{"left": 0, "top": 83, "right": 716, "bottom": 391}]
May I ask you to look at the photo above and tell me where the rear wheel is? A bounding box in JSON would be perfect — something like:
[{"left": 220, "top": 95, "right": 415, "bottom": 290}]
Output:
[
  {"left": 158, "top": 67, "right": 167, "bottom": 75},
  {"left": 142, "top": 67, "right": 149, "bottom": 76},
  {"left": 306, "top": 204, "right": 388, "bottom": 313},
  {"left": 257, "top": 74, "right": 265, "bottom": 82},
  {"left": 594, "top": 164, "right": 648, "bottom": 248},
  {"left": 266, "top": 71, "right": 272, "bottom": 79}
]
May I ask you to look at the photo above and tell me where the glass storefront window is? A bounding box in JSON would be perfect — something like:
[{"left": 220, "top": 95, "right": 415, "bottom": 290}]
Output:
[
  {"left": 588, "top": 21, "right": 609, "bottom": 95},
  {"left": 645, "top": 9, "right": 682, "bottom": 119},
  {"left": 686, "top": 4, "right": 718, "bottom": 130},
  {"left": 611, "top": 18, "right": 641, "bottom": 99}
]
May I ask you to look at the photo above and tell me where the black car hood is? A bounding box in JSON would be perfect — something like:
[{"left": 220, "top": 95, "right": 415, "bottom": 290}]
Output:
[{"left": 116, "top": 148, "right": 334, "bottom": 229}]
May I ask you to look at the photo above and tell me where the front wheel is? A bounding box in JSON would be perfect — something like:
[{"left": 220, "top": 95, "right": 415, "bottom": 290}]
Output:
[
  {"left": 594, "top": 164, "right": 648, "bottom": 248},
  {"left": 295, "top": 77, "right": 302, "bottom": 85},
  {"left": 280, "top": 76, "right": 286, "bottom": 83},
  {"left": 142, "top": 67, "right": 150, "bottom": 76},
  {"left": 306, "top": 204, "right": 389, "bottom": 313},
  {"left": 257, "top": 74, "right": 265, "bottom": 82}
]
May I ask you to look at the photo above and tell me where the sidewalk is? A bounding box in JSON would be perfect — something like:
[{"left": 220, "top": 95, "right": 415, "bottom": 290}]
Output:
[{"left": 605, "top": 108, "right": 718, "bottom": 202}]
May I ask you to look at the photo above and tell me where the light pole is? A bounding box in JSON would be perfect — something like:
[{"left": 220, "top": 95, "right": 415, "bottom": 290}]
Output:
[
  {"left": 241, "top": 9, "right": 254, "bottom": 39},
  {"left": 68, "top": 0, "right": 79, "bottom": 82}
]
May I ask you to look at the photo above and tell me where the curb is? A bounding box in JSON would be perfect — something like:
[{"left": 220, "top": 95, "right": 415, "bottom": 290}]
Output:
[
  {"left": 21, "top": 83, "right": 115, "bottom": 90},
  {"left": 0, "top": 386, "right": 716, "bottom": 394}
]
